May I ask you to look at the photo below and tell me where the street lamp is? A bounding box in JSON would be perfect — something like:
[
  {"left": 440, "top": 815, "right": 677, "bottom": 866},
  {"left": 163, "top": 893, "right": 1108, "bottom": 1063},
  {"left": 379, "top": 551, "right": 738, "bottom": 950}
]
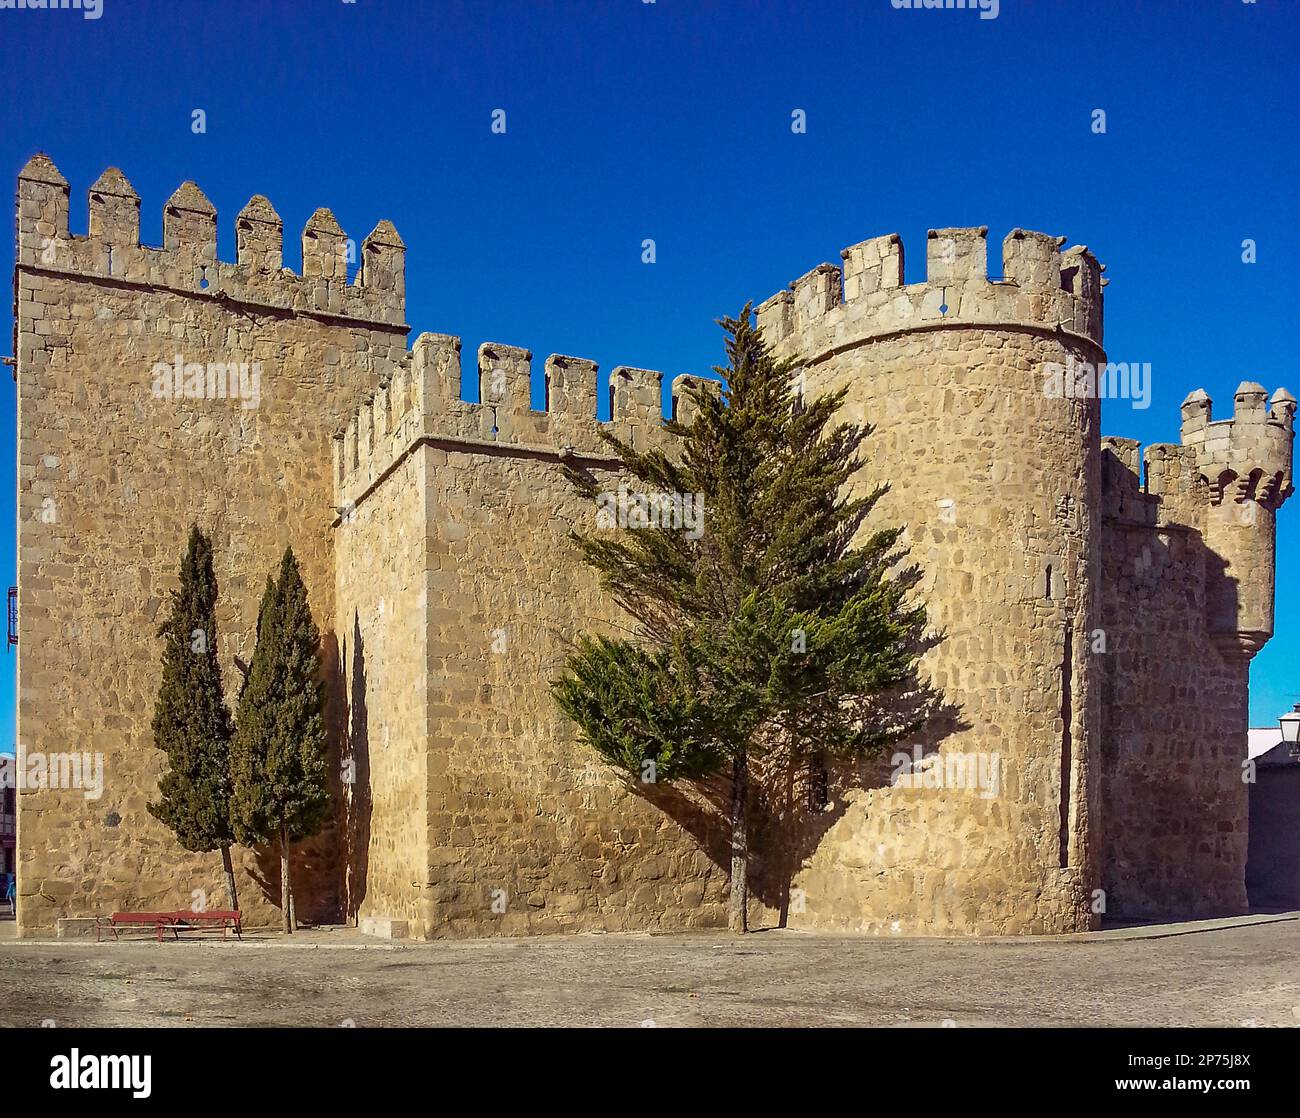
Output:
[{"left": 1280, "top": 703, "right": 1300, "bottom": 761}]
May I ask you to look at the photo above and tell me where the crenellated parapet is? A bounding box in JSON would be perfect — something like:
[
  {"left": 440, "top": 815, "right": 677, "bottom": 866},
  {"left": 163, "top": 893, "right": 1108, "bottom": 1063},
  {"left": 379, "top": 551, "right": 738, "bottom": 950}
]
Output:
[
  {"left": 1137, "top": 382, "right": 1297, "bottom": 660},
  {"left": 16, "top": 153, "right": 405, "bottom": 328},
  {"left": 1167, "top": 383, "right": 1297, "bottom": 509},
  {"left": 755, "top": 226, "right": 1106, "bottom": 362},
  {"left": 1100, "top": 436, "right": 1159, "bottom": 525},
  {"left": 333, "top": 331, "right": 702, "bottom": 510}
]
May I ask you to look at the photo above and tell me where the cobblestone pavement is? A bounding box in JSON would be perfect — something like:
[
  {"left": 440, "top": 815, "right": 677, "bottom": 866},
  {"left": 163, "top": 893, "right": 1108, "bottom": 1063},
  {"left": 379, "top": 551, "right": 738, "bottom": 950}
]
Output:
[{"left": 1, "top": 920, "right": 1297, "bottom": 1028}]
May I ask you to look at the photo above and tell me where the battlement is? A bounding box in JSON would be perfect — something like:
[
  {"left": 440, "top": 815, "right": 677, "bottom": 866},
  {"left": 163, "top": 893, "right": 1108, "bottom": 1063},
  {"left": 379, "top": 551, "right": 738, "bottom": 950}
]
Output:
[
  {"left": 16, "top": 153, "right": 406, "bottom": 328},
  {"left": 755, "top": 226, "right": 1106, "bottom": 359},
  {"left": 1101, "top": 437, "right": 1159, "bottom": 524},
  {"left": 1171, "top": 384, "right": 1296, "bottom": 508},
  {"left": 333, "top": 332, "right": 702, "bottom": 508}
]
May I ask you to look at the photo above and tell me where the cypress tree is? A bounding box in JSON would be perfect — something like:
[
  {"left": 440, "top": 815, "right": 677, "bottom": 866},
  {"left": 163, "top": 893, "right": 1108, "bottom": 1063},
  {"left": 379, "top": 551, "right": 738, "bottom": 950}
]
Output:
[
  {"left": 553, "top": 306, "right": 930, "bottom": 932},
  {"left": 231, "top": 548, "right": 330, "bottom": 934},
  {"left": 149, "top": 525, "right": 239, "bottom": 912}
]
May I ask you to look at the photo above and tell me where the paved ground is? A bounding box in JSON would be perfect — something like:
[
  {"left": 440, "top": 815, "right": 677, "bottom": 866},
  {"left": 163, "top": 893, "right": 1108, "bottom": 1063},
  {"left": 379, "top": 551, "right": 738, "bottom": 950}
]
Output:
[{"left": 1, "top": 917, "right": 1297, "bottom": 1027}]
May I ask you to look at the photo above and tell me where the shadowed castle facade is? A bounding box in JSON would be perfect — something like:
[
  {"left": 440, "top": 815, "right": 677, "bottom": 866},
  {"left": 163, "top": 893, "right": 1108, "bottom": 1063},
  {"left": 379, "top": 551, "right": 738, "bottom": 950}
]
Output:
[{"left": 12, "top": 154, "right": 1294, "bottom": 937}]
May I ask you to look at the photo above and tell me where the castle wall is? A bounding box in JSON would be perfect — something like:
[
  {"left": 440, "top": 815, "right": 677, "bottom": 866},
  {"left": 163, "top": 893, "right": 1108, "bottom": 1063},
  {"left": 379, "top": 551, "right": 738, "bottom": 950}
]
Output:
[
  {"left": 14, "top": 157, "right": 405, "bottom": 933},
  {"left": 1097, "top": 516, "right": 1249, "bottom": 916},
  {"left": 334, "top": 443, "right": 432, "bottom": 933},
  {"left": 332, "top": 334, "right": 730, "bottom": 937},
  {"left": 1097, "top": 380, "right": 1294, "bottom": 918},
  {"left": 756, "top": 228, "right": 1106, "bottom": 934},
  {"left": 16, "top": 152, "right": 1293, "bottom": 939},
  {"left": 417, "top": 441, "right": 730, "bottom": 935}
]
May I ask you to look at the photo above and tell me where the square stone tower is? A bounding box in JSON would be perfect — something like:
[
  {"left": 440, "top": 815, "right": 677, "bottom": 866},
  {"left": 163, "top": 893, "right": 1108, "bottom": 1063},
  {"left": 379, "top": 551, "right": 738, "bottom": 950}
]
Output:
[{"left": 14, "top": 155, "right": 407, "bottom": 931}]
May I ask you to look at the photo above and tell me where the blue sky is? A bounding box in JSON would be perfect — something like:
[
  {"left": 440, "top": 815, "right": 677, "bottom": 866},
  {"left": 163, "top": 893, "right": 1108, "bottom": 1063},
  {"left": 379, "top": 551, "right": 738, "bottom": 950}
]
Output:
[{"left": 0, "top": 0, "right": 1296, "bottom": 740}]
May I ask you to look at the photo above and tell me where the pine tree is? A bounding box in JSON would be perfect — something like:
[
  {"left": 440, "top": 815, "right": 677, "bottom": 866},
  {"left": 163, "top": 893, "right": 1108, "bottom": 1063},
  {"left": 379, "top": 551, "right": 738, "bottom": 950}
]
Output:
[
  {"left": 148, "top": 525, "right": 239, "bottom": 912},
  {"left": 553, "top": 306, "right": 930, "bottom": 932},
  {"left": 231, "top": 548, "right": 330, "bottom": 934}
]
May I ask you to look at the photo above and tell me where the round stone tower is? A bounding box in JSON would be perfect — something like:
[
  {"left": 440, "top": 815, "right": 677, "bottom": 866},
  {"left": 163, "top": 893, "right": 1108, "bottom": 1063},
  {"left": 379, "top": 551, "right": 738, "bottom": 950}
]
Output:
[
  {"left": 757, "top": 226, "right": 1106, "bottom": 935},
  {"left": 1179, "top": 382, "right": 1297, "bottom": 659}
]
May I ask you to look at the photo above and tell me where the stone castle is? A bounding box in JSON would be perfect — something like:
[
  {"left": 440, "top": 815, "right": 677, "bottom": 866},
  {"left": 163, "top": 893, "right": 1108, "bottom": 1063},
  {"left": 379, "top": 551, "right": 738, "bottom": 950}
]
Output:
[{"left": 12, "top": 154, "right": 1295, "bottom": 937}]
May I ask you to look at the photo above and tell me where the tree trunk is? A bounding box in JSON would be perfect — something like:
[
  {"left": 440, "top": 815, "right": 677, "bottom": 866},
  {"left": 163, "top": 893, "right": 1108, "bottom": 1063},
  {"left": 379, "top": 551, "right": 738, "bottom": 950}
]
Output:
[
  {"left": 220, "top": 845, "right": 239, "bottom": 913},
  {"left": 280, "top": 824, "right": 293, "bottom": 935},
  {"left": 779, "top": 756, "right": 794, "bottom": 928},
  {"left": 728, "top": 750, "right": 749, "bottom": 934}
]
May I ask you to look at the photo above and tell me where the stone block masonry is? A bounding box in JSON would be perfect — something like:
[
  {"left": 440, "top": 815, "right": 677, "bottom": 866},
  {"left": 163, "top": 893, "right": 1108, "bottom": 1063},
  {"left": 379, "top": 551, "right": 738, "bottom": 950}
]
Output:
[
  {"left": 13, "top": 154, "right": 1294, "bottom": 937},
  {"left": 757, "top": 224, "right": 1292, "bottom": 932},
  {"left": 332, "top": 337, "right": 725, "bottom": 936},
  {"left": 15, "top": 154, "right": 407, "bottom": 933},
  {"left": 757, "top": 226, "right": 1106, "bottom": 933}
]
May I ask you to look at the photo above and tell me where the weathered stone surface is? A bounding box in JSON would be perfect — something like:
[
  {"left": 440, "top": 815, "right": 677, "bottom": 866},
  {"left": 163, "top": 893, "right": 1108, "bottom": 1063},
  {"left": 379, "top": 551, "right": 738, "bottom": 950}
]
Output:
[
  {"left": 359, "top": 916, "right": 409, "bottom": 940},
  {"left": 15, "top": 159, "right": 409, "bottom": 935},
  {"left": 55, "top": 917, "right": 100, "bottom": 940},
  {"left": 755, "top": 227, "right": 1293, "bottom": 933}
]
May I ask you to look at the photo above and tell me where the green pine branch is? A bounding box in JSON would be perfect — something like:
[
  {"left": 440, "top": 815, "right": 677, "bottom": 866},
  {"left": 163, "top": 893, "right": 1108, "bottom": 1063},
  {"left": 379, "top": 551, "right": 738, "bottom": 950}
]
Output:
[{"left": 552, "top": 304, "right": 935, "bottom": 932}]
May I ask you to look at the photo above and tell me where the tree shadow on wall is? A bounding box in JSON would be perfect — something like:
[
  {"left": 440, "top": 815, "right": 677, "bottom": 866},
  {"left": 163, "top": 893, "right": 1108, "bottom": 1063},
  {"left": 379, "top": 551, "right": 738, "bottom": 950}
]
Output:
[
  {"left": 239, "top": 632, "right": 351, "bottom": 927},
  {"left": 620, "top": 628, "right": 967, "bottom": 927},
  {"left": 341, "top": 612, "right": 372, "bottom": 924}
]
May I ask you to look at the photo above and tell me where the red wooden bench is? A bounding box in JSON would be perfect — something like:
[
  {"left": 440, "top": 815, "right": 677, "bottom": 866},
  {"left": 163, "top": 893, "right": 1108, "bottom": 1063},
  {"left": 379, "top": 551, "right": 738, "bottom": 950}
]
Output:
[
  {"left": 103, "top": 910, "right": 242, "bottom": 941},
  {"left": 104, "top": 911, "right": 172, "bottom": 942},
  {"left": 164, "top": 910, "right": 242, "bottom": 940}
]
